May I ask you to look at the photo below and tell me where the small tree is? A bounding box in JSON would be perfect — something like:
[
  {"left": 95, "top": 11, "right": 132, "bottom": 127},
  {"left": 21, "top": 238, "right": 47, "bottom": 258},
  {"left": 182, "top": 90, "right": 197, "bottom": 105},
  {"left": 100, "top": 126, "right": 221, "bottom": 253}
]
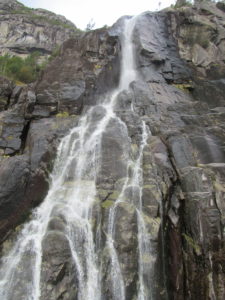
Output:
[
  {"left": 175, "top": 0, "right": 193, "bottom": 7},
  {"left": 176, "top": 0, "right": 188, "bottom": 6},
  {"left": 6, "top": 56, "right": 24, "bottom": 78},
  {"left": 85, "top": 18, "right": 95, "bottom": 31}
]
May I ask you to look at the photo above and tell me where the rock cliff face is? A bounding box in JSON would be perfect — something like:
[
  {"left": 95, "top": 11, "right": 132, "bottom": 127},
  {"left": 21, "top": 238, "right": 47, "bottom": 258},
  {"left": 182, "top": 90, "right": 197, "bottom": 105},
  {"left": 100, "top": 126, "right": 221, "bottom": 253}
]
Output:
[
  {"left": 0, "top": 0, "right": 79, "bottom": 57},
  {"left": 0, "top": 2, "right": 225, "bottom": 300}
]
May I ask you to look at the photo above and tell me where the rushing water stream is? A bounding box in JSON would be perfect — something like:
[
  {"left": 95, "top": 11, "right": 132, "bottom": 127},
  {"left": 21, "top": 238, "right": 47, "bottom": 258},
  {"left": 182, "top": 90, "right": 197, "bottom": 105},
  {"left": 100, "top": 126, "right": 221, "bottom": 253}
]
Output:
[{"left": 0, "top": 16, "right": 154, "bottom": 300}]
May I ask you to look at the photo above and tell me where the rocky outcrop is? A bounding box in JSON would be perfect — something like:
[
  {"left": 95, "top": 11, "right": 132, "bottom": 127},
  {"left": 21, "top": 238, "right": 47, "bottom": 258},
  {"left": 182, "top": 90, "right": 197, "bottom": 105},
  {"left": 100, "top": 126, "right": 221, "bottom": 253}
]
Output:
[
  {"left": 0, "top": 0, "right": 79, "bottom": 57},
  {"left": 35, "top": 30, "right": 120, "bottom": 116},
  {"left": 168, "top": 1, "right": 225, "bottom": 110},
  {"left": 0, "top": 115, "right": 78, "bottom": 241},
  {"left": 0, "top": 76, "right": 14, "bottom": 110},
  {"left": 169, "top": 2, "right": 225, "bottom": 73},
  {"left": 0, "top": 2, "right": 225, "bottom": 300}
]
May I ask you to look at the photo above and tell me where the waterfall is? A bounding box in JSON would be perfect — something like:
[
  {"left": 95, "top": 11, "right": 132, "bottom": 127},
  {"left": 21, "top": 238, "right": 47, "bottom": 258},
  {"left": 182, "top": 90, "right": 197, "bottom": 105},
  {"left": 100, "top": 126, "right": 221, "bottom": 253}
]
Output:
[{"left": 0, "top": 15, "right": 154, "bottom": 300}]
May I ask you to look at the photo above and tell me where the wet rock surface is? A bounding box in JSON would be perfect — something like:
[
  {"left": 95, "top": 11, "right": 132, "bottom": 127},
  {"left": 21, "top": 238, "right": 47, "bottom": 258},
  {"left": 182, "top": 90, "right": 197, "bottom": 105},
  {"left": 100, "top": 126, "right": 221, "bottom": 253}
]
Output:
[
  {"left": 0, "top": 2, "right": 225, "bottom": 300},
  {"left": 40, "top": 231, "right": 77, "bottom": 300}
]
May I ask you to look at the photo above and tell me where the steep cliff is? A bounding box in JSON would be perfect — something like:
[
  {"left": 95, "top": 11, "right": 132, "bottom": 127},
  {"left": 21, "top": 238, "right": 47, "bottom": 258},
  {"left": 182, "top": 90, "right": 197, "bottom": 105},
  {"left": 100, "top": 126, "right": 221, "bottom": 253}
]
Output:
[
  {"left": 0, "top": 2, "right": 225, "bottom": 300},
  {"left": 0, "top": 0, "right": 79, "bottom": 57}
]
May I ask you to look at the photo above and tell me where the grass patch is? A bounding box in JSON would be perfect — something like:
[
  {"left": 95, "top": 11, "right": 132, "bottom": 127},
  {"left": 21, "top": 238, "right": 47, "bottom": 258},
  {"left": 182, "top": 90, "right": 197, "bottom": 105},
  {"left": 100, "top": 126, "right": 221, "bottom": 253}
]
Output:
[
  {"left": 11, "top": 7, "right": 34, "bottom": 15},
  {"left": 30, "top": 15, "right": 76, "bottom": 30},
  {"left": 101, "top": 200, "right": 114, "bottom": 209},
  {"left": 173, "top": 83, "right": 193, "bottom": 92}
]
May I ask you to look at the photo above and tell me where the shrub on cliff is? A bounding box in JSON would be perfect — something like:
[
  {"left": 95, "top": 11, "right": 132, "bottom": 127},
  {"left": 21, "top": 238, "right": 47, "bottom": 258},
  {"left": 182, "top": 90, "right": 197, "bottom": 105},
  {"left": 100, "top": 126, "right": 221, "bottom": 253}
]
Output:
[{"left": 0, "top": 52, "right": 42, "bottom": 83}]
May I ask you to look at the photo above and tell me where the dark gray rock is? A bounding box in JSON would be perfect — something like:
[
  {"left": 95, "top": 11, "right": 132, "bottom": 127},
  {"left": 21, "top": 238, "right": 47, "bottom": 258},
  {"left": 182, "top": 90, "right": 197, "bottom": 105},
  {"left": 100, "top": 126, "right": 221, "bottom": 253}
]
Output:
[
  {"left": 98, "top": 117, "right": 130, "bottom": 185},
  {"left": 0, "top": 155, "right": 30, "bottom": 238},
  {"left": 0, "top": 111, "right": 24, "bottom": 154},
  {"left": 115, "top": 202, "right": 138, "bottom": 299},
  {"left": 35, "top": 31, "right": 120, "bottom": 115},
  {"left": 59, "top": 80, "right": 86, "bottom": 114},
  {"left": 0, "top": 116, "right": 77, "bottom": 242},
  {"left": 0, "top": 76, "right": 14, "bottom": 111},
  {"left": 40, "top": 231, "right": 77, "bottom": 300}
]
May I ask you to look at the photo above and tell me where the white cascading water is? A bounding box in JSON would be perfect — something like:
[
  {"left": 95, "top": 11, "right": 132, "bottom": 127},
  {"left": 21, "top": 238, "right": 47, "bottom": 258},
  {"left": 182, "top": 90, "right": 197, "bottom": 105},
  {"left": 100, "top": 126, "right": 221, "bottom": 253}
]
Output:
[
  {"left": 135, "top": 122, "right": 154, "bottom": 300},
  {"left": 0, "top": 15, "right": 154, "bottom": 300}
]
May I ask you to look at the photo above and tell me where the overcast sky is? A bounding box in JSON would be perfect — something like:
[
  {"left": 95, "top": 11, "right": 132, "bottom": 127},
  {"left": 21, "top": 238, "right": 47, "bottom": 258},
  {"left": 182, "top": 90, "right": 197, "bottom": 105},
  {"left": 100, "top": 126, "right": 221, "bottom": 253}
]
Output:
[{"left": 19, "top": 0, "right": 176, "bottom": 30}]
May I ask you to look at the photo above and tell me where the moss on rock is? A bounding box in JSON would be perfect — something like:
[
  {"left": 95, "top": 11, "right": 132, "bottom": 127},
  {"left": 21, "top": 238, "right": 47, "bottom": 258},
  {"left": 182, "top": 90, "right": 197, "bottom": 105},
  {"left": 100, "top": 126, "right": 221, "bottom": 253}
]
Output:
[{"left": 101, "top": 200, "right": 114, "bottom": 209}]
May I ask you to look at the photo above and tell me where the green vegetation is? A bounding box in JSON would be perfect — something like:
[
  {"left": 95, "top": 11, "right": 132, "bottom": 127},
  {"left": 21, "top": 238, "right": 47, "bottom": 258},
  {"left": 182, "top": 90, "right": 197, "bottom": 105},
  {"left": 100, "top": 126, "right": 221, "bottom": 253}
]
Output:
[
  {"left": 0, "top": 52, "right": 44, "bottom": 83},
  {"left": 29, "top": 15, "right": 76, "bottom": 30},
  {"left": 182, "top": 26, "right": 210, "bottom": 48},
  {"left": 182, "top": 233, "right": 201, "bottom": 255},
  {"left": 214, "top": 181, "right": 225, "bottom": 192},
  {"left": 101, "top": 200, "right": 114, "bottom": 209},
  {"left": 0, "top": 43, "right": 65, "bottom": 84},
  {"left": 174, "top": 0, "right": 192, "bottom": 8},
  {"left": 173, "top": 83, "right": 193, "bottom": 92},
  {"left": 173, "top": 0, "right": 222, "bottom": 9},
  {"left": 94, "top": 64, "right": 102, "bottom": 70},
  {"left": 171, "top": 0, "right": 193, "bottom": 8},
  {"left": 56, "top": 111, "right": 69, "bottom": 118},
  {"left": 194, "top": 0, "right": 220, "bottom": 3},
  {"left": 48, "top": 45, "right": 61, "bottom": 61},
  {"left": 199, "top": 39, "right": 210, "bottom": 49},
  {"left": 11, "top": 6, "right": 34, "bottom": 15},
  {"left": 11, "top": 5, "right": 78, "bottom": 32}
]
